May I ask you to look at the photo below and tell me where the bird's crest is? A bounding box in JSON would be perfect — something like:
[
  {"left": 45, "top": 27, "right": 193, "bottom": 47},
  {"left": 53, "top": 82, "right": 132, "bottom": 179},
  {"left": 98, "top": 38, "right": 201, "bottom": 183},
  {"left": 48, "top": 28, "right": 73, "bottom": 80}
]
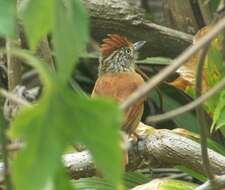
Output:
[{"left": 100, "top": 34, "right": 132, "bottom": 58}]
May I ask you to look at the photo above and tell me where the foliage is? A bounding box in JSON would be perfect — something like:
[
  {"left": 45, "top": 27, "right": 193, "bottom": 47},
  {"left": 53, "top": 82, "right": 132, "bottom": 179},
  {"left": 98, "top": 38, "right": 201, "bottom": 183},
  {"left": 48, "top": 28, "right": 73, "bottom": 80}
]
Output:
[
  {"left": 73, "top": 172, "right": 149, "bottom": 190},
  {"left": 0, "top": 0, "right": 225, "bottom": 190},
  {"left": 0, "top": 0, "right": 15, "bottom": 37},
  {"left": 0, "top": 0, "right": 123, "bottom": 190}
]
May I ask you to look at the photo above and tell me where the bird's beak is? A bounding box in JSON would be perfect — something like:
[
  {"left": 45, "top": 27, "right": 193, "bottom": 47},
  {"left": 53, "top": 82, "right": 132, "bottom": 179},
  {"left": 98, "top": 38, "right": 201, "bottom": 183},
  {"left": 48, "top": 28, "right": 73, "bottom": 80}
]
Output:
[{"left": 133, "top": 41, "right": 146, "bottom": 51}]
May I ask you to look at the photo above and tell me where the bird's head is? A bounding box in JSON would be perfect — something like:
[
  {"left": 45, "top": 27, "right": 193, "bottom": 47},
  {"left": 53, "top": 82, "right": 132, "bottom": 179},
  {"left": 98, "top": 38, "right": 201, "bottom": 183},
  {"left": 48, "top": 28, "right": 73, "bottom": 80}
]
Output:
[{"left": 98, "top": 34, "right": 146, "bottom": 75}]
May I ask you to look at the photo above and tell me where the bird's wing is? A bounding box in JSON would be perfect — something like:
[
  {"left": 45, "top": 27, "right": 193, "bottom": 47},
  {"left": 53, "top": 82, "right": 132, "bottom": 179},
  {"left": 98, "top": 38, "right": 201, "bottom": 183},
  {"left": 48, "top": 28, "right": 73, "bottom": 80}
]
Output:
[{"left": 92, "top": 72, "right": 145, "bottom": 133}]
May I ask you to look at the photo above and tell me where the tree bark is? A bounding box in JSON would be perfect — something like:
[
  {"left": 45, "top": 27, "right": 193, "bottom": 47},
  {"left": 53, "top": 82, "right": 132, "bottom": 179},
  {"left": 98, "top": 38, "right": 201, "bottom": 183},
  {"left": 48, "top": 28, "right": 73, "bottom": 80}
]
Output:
[
  {"left": 83, "top": 0, "right": 193, "bottom": 58},
  {"left": 1, "top": 123, "right": 225, "bottom": 182},
  {"left": 162, "top": 0, "right": 200, "bottom": 34},
  {"left": 64, "top": 123, "right": 225, "bottom": 179}
]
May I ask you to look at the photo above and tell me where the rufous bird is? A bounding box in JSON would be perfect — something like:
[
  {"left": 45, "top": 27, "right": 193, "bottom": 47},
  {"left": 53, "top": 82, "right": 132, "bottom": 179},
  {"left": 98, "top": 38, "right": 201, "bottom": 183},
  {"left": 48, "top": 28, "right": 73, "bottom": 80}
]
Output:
[{"left": 92, "top": 34, "right": 146, "bottom": 135}]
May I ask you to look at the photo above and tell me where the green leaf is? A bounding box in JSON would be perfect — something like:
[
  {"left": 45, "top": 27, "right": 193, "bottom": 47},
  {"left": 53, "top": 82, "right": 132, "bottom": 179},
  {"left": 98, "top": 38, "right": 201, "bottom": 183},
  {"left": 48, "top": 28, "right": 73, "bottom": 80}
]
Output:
[
  {"left": 208, "top": 0, "right": 220, "bottom": 14},
  {"left": 212, "top": 91, "right": 225, "bottom": 131},
  {"left": 131, "top": 178, "right": 197, "bottom": 190},
  {"left": 154, "top": 179, "right": 197, "bottom": 190},
  {"left": 54, "top": 163, "right": 74, "bottom": 190},
  {"left": 205, "top": 37, "right": 225, "bottom": 113},
  {"left": 0, "top": 0, "right": 16, "bottom": 37},
  {"left": 147, "top": 83, "right": 199, "bottom": 132},
  {"left": 123, "top": 172, "right": 149, "bottom": 189},
  {"left": 176, "top": 166, "right": 206, "bottom": 182},
  {"left": 19, "top": 0, "right": 54, "bottom": 49},
  {"left": 73, "top": 172, "right": 149, "bottom": 190},
  {"left": 53, "top": 0, "right": 88, "bottom": 83},
  {"left": 11, "top": 85, "right": 122, "bottom": 190}
]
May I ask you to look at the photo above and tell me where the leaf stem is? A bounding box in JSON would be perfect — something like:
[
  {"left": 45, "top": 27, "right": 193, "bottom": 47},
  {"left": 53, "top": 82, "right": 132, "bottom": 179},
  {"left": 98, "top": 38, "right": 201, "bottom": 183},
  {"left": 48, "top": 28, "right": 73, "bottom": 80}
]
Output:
[
  {"left": 0, "top": 113, "right": 13, "bottom": 190},
  {"left": 195, "top": 45, "right": 215, "bottom": 181}
]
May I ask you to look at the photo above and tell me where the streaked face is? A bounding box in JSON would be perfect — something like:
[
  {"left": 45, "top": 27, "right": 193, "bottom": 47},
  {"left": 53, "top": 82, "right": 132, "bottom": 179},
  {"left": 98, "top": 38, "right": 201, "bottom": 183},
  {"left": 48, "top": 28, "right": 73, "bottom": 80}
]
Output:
[
  {"left": 98, "top": 34, "right": 146, "bottom": 75},
  {"left": 120, "top": 46, "right": 136, "bottom": 61}
]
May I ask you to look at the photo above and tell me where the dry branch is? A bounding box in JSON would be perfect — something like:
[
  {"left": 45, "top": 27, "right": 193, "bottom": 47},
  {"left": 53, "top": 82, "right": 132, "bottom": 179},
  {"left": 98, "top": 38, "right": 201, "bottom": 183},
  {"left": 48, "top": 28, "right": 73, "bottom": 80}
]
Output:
[
  {"left": 52, "top": 124, "right": 225, "bottom": 179},
  {"left": 1, "top": 124, "right": 225, "bottom": 185}
]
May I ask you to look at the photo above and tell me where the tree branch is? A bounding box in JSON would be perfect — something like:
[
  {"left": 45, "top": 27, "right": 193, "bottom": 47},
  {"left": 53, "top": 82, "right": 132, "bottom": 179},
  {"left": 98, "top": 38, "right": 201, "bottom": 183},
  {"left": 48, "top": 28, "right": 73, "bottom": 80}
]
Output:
[
  {"left": 63, "top": 124, "right": 225, "bottom": 179},
  {"left": 195, "top": 175, "right": 225, "bottom": 190},
  {"left": 83, "top": 0, "right": 192, "bottom": 58},
  {"left": 1, "top": 123, "right": 225, "bottom": 183}
]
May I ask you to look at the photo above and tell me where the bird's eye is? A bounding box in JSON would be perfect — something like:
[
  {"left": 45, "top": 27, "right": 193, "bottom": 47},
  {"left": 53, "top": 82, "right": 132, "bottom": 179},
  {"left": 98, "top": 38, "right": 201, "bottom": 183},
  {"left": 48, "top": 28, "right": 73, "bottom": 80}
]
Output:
[{"left": 126, "top": 49, "right": 131, "bottom": 54}]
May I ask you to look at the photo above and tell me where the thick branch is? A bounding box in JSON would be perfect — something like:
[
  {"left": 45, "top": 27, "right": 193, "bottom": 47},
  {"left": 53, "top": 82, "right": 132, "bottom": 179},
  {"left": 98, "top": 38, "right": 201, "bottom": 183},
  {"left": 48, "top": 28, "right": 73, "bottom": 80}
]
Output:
[
  {"left": 64, "top": 124, "right": 225, "bottom": 179},
  {"left": 1, "top": 123, "right": 225, "bottom": 181},
  {"left": 83, "top": 0, "right": 192, "bottom": 58}
]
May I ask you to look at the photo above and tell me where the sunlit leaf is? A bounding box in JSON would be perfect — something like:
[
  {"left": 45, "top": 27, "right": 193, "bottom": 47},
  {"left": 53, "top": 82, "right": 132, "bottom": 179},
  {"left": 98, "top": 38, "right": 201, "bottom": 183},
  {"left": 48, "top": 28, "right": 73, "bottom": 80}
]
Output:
[
  {"left": 212, "top": 91, "right": 225, "bottom": 132},
  {"left": 0, "top": 0, "right": 16, "bottom": 37},
  {"left": 131, "top": 178, "right": 197, "bottom": 190},
  {"left": 19, "top": 0, "right": 54, "bottom": 49},
  {"left": 205, "top": 41, "right": 225, "bottom": 113}
]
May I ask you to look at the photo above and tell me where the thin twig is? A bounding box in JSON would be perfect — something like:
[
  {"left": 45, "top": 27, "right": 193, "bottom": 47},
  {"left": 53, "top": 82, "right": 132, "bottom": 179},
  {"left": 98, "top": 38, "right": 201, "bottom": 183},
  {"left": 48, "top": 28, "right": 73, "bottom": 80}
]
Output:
[
  {"left": 0, "top": 141, "right": 24, "bottom": 154},
  {"left": 146, "top": 76, "right": 225, "bottom": 123},
  {"left": 6, "top": 36, "right": 21, "bottom": 91},
  {"left": 120, "top": 16, "right": 225, "bottom": 111},
  {"left": 0, "top": 112, "right": 13, "bottom": 190},
  {"left": 195, "top": 45, "right": 215, "bottom": 181},
  {"left": 0, "top": 88, "right": 31, "bottom": 107}
]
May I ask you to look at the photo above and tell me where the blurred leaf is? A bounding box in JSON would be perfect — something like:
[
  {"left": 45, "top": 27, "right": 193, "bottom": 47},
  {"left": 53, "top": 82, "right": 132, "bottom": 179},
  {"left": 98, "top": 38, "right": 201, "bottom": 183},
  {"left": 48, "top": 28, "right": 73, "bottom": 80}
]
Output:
[
  {"left": 53, "top": 0, "right": 88, "bottom": 83},
  {"left": 19, "top": 0, "right": 54, "bottom": 49},
  {"left": 11, "top": 85, "right": 122, "bottom": 190},
  {"left": 0, "top": 0, "right": 15, "bottom": 37},
  {"left": 131, "top": 178, "right": 197, "bottom": 190},
  {"left": 148, "top": 83, "right": 199, "bottom": 132},
  {"left": 123, "top": 172, "right": 149, "bottom": 189},
  {"left": 176, "top": 166, "right": 206, "bottom": 182},
  {"left": 74, "top": 172, "right": 149, "bottom": 190},
  {"left": 212, "top": 91, "right": 225, "bottom": 131},
  {"left": 136, "top": 57, "right": 172, "bottom": 66},
  {"left": 205, "top": 44, "right": 224, "bottom": 113},
  {"left": 169, "top": 27, "right": 209, "bottom": 92},
  {"left": 208, "top": 0, "right": 220, "bottom": 13},
  {"left": 10, "top": 2, "right": 122, "bottom": 187},
  {"left": 207, "top": 138, "right": 225, "bottom": 156},
  {"left": 54, "top": 164, "right": 74, "bottom": 190}
]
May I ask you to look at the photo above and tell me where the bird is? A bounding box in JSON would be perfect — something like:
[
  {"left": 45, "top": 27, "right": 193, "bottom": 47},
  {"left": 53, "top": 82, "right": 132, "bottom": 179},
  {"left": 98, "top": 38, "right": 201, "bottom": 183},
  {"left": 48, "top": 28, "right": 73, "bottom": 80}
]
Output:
[{"left": 91, "top": 34, "right": 146, "bottom": 135}]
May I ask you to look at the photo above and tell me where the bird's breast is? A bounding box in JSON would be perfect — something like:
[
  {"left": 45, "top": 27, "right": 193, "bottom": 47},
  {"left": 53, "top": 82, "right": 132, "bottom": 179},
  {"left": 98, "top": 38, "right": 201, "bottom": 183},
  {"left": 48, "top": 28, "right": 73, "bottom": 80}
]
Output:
[{"left": 92, "top": 72, "right": 144, "bottom": 103}]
